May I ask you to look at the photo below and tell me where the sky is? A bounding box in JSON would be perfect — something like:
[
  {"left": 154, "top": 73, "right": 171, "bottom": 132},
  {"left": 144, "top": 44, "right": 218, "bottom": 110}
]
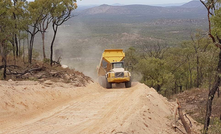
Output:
[{"left": 77, "top": 0, "right": 193, "bottom": 5}]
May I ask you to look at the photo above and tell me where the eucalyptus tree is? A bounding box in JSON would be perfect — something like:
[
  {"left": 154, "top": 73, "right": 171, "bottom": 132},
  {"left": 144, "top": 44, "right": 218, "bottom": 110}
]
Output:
[
  {"left": 11, "top": 0, "right": 27, "bottom": 59},
  {"left": 24, "top": 0, "right": 47, "bottom": 64},
  {"left": 124, "top": 37, "right": 217, "bottom": 97},
  {"left": 0, "top": 0, "right": 14, "bottom": 79},
  {"left": 38, "top": 0, "right": 53, "bottom": 60},
  {"left": 136, "top": 57, "right": 173, "bottom": 93},
  {"left": 200, "top": 0, "right": 221, "bottom": 132},
  {"left": 49, "top": 0, "right": 77, "bottom": 66},
  {"left": 180, "top": 31, "right": 216, "bottom": 88}
]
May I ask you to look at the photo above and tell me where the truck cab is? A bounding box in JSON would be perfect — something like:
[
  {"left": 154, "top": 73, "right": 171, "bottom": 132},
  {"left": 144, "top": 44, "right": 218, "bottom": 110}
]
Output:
[{"left": 111, "top": 62, "right": 124, "bottom": 72}]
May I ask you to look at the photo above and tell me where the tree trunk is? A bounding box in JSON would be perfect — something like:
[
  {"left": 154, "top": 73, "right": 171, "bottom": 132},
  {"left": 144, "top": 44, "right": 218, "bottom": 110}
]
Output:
[
  {"left": 23, "top": 38, "right": 25, "bottom": 63},
  {"left": 3, "top": 53, "right": 7, "bottom": 79},
  {"left": 41, "top": 32, "right": 46, "bottom": 60},
  {"left": 204, "top": 49, "right": 221, "bottom": 132},
  {"left": 199, "top": 1, "right": 221, "bottom": 132},
  {"left": 15, "top": 33, "right": 19, "bottom": 57},
  {"left": 220, "top": 114, "right": 221, "bottom": 120},
  {"left": 19, "top": 38, "right": 21, "bottom": 56},
  {"left": 27, "top": 23, "right": 38, "bottom": 64},
  {"left": 12, "top": 36, "right": 15, "bottom": 63},
  {"left": 174, "top": 81, "right": 178, "bottom": 94},
  {"left": 196, "top": 55, "right": 200, "bottom": 87},
  {"left": 187, "top": 55, "right": 193, "bottom": 88},
  {"left": 204, "top": 77, "right": 220, "bottom": 132},
  {"left": 1, "top": 42, "right": 7, "bottom": 79},
  {"left": 13, "top": 8, "right": 18, "bottom": 57},
  {"left": 18, "top": 32, "right": 21, "bottom": 57},
  {"left": 156, "top": 84, "right": 161, "bottom": 92},
  {"left": 189, "top": 63, "right": 193, "bottom": 88},
  {"left": 27, "top": 34, "right": 29, "bottom": 63},
  {"left": 28, "top": 47, "right": 32, "bottom": 64},
  {"left": 28, "top": 35, "right": 34, "bottom": 64},
  {"left": 50, "top": 24, "right": 58, "bottom": 66}
]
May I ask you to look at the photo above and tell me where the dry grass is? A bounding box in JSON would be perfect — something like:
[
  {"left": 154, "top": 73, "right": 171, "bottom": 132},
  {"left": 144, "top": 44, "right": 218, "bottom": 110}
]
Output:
[{"left": 0, "top": 56, "right": 93, "bottom": 86}]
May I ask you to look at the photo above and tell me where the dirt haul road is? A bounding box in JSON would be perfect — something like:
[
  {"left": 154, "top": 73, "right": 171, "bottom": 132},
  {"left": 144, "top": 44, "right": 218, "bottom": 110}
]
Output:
[{"left": 0, "top": 81, "right": 199, "bottom": 134}]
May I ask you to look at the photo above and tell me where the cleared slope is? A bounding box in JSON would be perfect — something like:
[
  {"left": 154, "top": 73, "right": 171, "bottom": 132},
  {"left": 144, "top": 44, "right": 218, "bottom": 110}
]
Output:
[{"left": 0, "top": 81, "right": 200, "bottom": 134}]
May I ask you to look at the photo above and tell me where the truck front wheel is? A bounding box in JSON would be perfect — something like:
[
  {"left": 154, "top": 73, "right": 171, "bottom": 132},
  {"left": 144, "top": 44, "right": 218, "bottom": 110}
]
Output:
[{"left": 125, "top": 79, "right": 131, "bottom": 88}]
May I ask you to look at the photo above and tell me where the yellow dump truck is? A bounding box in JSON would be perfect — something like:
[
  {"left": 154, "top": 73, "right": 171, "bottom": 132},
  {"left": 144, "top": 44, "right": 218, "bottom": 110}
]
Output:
[{"left": 97, "top": 49, "right": 131, "bottom": 88}]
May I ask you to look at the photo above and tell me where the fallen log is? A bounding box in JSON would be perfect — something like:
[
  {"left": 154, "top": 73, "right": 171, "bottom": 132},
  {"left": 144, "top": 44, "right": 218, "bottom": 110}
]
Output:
[
  {"left": 6, "top": 67, "right": 44, "bottom": 77},
  {"left": 177, "top": 99, "right": 192, "bottom": 134}
]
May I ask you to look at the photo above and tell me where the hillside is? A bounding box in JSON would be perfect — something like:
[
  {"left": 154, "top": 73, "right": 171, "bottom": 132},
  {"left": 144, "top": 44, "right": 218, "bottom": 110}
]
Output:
[{"left": 79, "top": 4, "right": 206, "bottom": 19}]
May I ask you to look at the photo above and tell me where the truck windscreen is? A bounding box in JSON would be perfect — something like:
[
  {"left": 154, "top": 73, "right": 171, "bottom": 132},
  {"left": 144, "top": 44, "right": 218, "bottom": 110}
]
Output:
[{"left": 113, "top": 62, "right": 123, "bottom": 68}]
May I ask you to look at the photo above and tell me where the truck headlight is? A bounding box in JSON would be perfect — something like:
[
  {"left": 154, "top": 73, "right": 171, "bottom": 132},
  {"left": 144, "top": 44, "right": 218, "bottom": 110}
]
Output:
[
  {"left": 110, "top": 73, "right": 115, "bottom": 78},
  {"left": 124, "top": 72, "right": 129, "bottom": 77}
]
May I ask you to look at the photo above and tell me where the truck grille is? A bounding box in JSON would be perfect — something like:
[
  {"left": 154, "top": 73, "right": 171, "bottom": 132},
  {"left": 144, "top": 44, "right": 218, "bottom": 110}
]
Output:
[{"left": 115, "top": 72, "right": 124, "bottom": 78}]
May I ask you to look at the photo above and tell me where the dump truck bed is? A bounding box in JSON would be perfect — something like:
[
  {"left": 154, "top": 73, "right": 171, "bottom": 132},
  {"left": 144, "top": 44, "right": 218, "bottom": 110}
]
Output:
[{"left": 102, "top": 49, "right": 125, "bottom": 63}]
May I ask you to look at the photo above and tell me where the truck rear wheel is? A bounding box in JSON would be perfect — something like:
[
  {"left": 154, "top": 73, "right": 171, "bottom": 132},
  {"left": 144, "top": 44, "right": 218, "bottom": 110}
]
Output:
[
  {"left": 98, "top": 76, "right": 106, "bottom": 88},
  {"left": 106, "top": 79, "right": 112, "bottom": 89}
]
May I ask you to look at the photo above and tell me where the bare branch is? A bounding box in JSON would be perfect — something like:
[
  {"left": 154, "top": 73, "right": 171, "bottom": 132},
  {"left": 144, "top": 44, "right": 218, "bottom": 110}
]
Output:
[
  {"left": 208, "top": 32, "right": 216, "bottom": 41},
  {"left": 200, "top": 0, "right": 213, "bottom": 15},
  {"left": 184, "top": 114, "right": 192, "bottom": 128}
]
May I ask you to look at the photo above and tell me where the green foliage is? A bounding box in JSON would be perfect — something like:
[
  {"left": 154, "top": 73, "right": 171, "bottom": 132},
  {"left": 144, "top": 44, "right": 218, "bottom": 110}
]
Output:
[
  {"left": 50, "top": 0, "right": 77, "bottom": 20},
  {"left": 207, "top": 118, "right": 221, "bottom": 134},
  {"left": 125, "top": 31, "right": 218, "bottom": 97},
  {"left": 43, "top": 58, "right": 50, "bottom": 64},
  {"left": 0, "top": 0, "right": 13, "bottom": 41},
  {"left": 212, "top": 8, "right": 221, "bottom": 36},
  {"left": 137, "top": 58, "right": 174, "bottom": 92},
  {"left": 0, "top": 0, "right": 15, "bottom": 66},
  {"left": 124, "top": 47, "right": 139, "bottom": 67}
]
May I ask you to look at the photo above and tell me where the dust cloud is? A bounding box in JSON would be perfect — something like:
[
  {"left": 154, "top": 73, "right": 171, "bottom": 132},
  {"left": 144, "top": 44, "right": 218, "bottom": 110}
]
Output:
[
  {"left": 53, "top": 20, "right": 106, "bottom": 80},
  {"left": 131, "top": 72, "right": 143, "bottom": 82},
  {"left": 33, "top": 16, "right": 136, "bottom": 80},
  {"left": 51, "top": 18, "right": 131, "bottom": 80}
]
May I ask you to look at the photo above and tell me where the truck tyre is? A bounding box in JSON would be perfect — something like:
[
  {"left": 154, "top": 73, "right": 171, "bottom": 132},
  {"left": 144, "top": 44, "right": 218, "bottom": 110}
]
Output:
[
  {"left": 106, "top": 79, "right": 112, "bottom": 89},
  {"left": 125, "top": 79, "right": 131, "bottom": 88}
]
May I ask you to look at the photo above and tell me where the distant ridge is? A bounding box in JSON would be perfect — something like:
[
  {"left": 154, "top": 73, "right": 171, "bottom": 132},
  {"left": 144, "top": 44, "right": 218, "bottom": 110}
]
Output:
[
  {"left": 80, "top": 4, "right": 206, "bottom": 19},
  {"left": 181, "top": 0, "right": 204, "bottom": 8},
  {"left": 81, "top": 4, "right": 163, "bottom": 15}
]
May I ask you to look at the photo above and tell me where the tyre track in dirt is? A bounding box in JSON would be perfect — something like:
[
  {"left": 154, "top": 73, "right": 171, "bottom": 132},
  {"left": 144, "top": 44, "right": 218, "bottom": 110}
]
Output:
[
  {"left": 0, "top": 81, "right": 201, "bottom": 134},
  {"left": 79, "top": 87, "right": 136, "bottom": 134},
  {"left": 2, "top": 84, "right": 137, "bottom": 134}
]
